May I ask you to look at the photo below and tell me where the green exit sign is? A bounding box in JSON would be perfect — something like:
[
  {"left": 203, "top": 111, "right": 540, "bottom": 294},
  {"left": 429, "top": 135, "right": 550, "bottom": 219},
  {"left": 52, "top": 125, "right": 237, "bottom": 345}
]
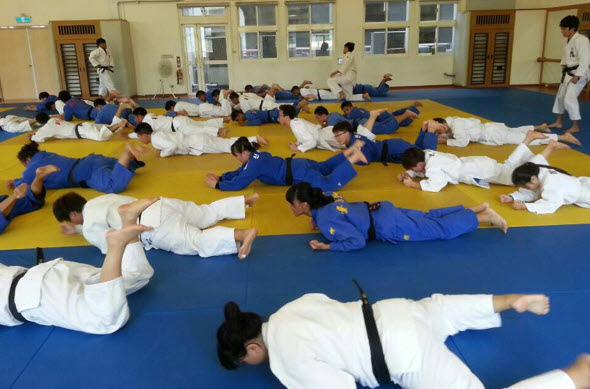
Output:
[{"left": 16, "top": 17, "right": 31, "bottom": 23}]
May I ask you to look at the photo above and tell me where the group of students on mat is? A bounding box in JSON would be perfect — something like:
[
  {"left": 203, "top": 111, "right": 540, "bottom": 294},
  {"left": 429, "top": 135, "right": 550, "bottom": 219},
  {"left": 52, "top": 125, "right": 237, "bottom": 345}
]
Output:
[{"left": 2, "top": 22, "right": 590, "bottom": 389}]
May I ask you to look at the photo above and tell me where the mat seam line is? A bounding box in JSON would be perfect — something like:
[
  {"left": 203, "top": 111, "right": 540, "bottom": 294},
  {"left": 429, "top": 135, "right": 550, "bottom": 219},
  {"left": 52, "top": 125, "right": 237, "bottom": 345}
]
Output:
[{"left": 9, "top": 326, "right": 55, "bottom": 389}]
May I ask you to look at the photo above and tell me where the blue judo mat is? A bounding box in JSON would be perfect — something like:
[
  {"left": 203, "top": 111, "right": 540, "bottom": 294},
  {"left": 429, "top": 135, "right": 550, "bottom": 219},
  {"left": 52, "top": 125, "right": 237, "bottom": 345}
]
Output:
[{"left": 1, "top": 225, "right": 589, "bottom": 389}]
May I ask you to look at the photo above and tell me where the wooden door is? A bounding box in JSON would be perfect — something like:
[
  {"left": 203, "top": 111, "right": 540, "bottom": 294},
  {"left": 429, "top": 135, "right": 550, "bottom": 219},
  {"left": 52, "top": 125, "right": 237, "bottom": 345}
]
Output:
[
  {"left": 0, "top": 30, "right": 36, "bottom": 100},
  {"left": 489, "top": 30, "right": 511, "bottom": 86}
]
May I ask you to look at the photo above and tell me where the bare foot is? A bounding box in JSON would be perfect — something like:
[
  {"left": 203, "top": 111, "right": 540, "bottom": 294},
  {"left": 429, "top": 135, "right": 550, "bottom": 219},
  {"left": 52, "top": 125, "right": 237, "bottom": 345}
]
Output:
[
  {"left": 238, "top": 228, "right": 258, "bottom": 260},
  {"left": 363, "top": 92, "right": 371, "bottom": 101},
  {"left": 383, "top": 73, "right": 392, "bottom": 78},
  {"left": 534, "top": 123, "right": 551, "bottom": 133},
  {"left": 218, "top": 128, "right": 230, "bottom": 138},
  {"left": 126, "top": 143, "right": 147, "bottom": 159},
  {"left": 118, "top": 197, "right": 159, "bottom": 226},
  {"left": 482, "top": 207, "right": 508, "bottom": 233},
  {"left": 565, "top": 127, "right": 581, "bottom": 134},
  {"left": 560, "top": 132, "right": 582, "bottom": 146},
  {"left": 245, "top": 193, "right": 259, "bottom": 207},
  {"left": 256, "top": 135, "right": 269, "bottom": 145},
  {"left": 13, "top": 183, "right": 28, "bottom": 199},
  {"left": 547, "top": 121, "right": 563, "bottom": 129},
  {"left": 523, "top": 130, "right": 548, "bottom": 144},
  {"left": 511, "top": 294, "right": 550, "bottom": 315},
  {"left": 413, "top": 101, "right": 424, "bottom": 107},
  {"left": 564, "top": 354, "right": 590, "bottom": 389},
  {"left": 547, "top": 140, "right": 570, "bottom": 151},
  {"left": 405, "top": 110, "right": 419, "bottom": 120},
  {"left": 470, "top": 202, "right": 489, "bottom": 214},
  {"left": 338, "top": 91, "right": 346, "bottom": 101},
  {"left": 35, "top": 164, "right": 60, "bottom": 178},
  {"left": 348, "top": 140, "right": 368, "bottom": 164}
]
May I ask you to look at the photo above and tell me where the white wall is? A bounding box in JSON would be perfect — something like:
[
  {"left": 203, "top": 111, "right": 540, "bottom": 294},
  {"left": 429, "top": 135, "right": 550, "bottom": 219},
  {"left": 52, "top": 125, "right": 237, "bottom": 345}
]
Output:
[
  {"left": 453, "top": 11, "right": 471, "bottom": 86},
  {"left": 0, "top": 0, "right": 113, "bottom": 26},
  {"left": 466, "top": 0, "right": 515, "bottom": 10},
  {"left": 542, "top": 9, "right": 576, "bottom": 84},
  {"left": 510, "top": 10, "right": 546, "bottom": 84},
  {"left": 516, "top": 0, "right": 587, "bottom": 8}
]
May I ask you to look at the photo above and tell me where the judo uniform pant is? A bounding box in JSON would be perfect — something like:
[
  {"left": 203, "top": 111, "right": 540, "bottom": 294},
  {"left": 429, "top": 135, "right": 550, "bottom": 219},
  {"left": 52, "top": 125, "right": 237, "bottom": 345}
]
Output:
[
  {"left": 79, "top": 123, "right": 114, "bottom": 141},
  {"left": 383, "top": 131, "right": 438, "bottom": 163},
  {"left": 354, "top": 82, "right": 389, "bottom": 97},
  {"left": 141, "top": 196, "right": 246, "bottom": 257},
  {"left": 326, "top": 75, "right": 364, "bottom": 101},
  {"left": 189, "top": 135, "right": 258, "bottom": 156},
  {"left": 486, "top": 143, "right": 538, "bottom": 186},
  {"left": 17, "top": 242, "right": 153, "bottom": 334},
  {"left": 375, "top": 203, "right": 479, "bottom": 242},
  {"left": 359, "top": 106, "right": 420, "bottom": 135},
  {"left": 175, "top": 116, "right": 222, "bottom": 136},
  {"left": 199, "top": 100, "right": 232, "bottom": 117},
  {"left": 1, "top": 119, "right": 32, "bottom": 133},
  {"left": 97, "top": 69, "right": 116, "bottom": 97},
  {"left": 392, "top": 294, "right": 575, "bottom": 389},
  {"left": 293, "top": 153, "right": 357, "bottom": 192},
  {"left": 482, "top": 123, "right": 557, "bottom": 146},
  {"left": 73, "top": 155, "right": 137, "bottom": 193},
  {"left": 552, "top": 74, "right": 588, "bottom": 121},
  {"left": 0, "top": 187, "right": 44, "bottom": 234}
]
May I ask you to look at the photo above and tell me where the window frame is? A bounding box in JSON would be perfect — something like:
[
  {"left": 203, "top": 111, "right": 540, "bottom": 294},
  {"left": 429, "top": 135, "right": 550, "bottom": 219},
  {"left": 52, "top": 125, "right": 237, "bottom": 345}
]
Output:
[
  {"left": 237, "top": 3, "right": 279, "bottom": 60},
  {"left": 363, "top": 1, "right": 410, "bottom": 57},
  {"left": 286, "top": 2, "right": 335, "bottom": 60},
  {"left": 417, "top": 1, "right": 457, "bottom": 55}
]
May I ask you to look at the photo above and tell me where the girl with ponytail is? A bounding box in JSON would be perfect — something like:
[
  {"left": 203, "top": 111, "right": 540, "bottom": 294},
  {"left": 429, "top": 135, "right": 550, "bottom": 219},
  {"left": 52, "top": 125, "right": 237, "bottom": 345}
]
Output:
[
  {"left": 285, "top": 182, "right": 508, "bottom": 252},
  {"left": 205, "top": 136, "right": 368, "bottom": 191},
  {"left": 501, "top": 161, "right": 590, "bottom": 214}
]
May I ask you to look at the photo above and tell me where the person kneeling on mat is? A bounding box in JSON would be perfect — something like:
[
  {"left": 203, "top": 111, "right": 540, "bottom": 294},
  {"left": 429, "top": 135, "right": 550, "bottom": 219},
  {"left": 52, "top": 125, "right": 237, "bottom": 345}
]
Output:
[
  {"left": 1, "top": 199, "right": 156, "bottom": 334},
  {"left": 286, "top": 182, "right": 507, "bottom": 251},
  {"left": 53, "top": 192, "right": 258, "bottom": 260},
  {"left": 218, "top": 291, "right": 590, "bottom": 389}
]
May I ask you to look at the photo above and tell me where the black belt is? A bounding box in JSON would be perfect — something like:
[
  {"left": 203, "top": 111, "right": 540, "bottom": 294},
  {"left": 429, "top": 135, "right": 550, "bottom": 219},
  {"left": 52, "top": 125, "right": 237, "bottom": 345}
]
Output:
[
  {"left": 74, "top": 123, "right": 82, "bottom": 139},
  {"left": 171, "top": 119, "right": 176, "bottom": 132},
  {"left": 380, "top": 142, "right": 389, "bottom": 166},
  {"left": 364, "top": 202, "right": 380, "bottom": 241},
  {"left": 353, "top": 279, "right": 391, "bottom": 385},
  {"left": 8, "top": 272, "right": 29, "bottom": 323},
  {"left": 561, "top": 65, "right": 579, "bottom": 83},
  {"left": 265, "top": 110, "right": 272, "bottom": 123},
  {"left": 68, "top": 158, "right": 82, "bottom": 187},
  {"left": 317, "top": 90, "right": 323, "bottom": 101},
  {"left": 259, "top": 100, "right": 265, "bottom": 110},
  {"left": 285, "top": 153, "right": 295, "bottom": 185}
]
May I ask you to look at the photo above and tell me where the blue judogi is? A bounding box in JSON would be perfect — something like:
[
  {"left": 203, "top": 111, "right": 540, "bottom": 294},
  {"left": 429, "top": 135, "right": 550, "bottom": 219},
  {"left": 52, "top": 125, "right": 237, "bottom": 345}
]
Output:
[
  {"left": 326, "top": 112, "right": 353, "bottom": 126},
  {"left": 311, "top": 201, "right": 479, "bottom": 251},
  {"left": 164, "top": 111, "right": 177, "bottom": 117},
  {"left": 0, "top": 186, "right": 45, "bottom": 233},
  {"left": 352, "top": 131, "right": 438, "bottom": 164},
  {"left": 63, "top": 98, "right": 94, "bottom": 121},
  {"left": 253, "top": 85, "right": 270, "bottom": 94},
  {"left": 92, "top": 104, "right": 131, "bottom": 124},
  {"left": 13, "top": 151, "right": 143, "bottom": 193},
  {"left": 244, "top": 109, "right": 280, "bottom": 126},
  {"left": 206, "top": 91, "right": 217, "bottom": 105},
  {"left": 352, "top": 82, "right": 389, "bottom": 97},
  {"left": 36, "top": 95, "right": 58, "bottom": 112},
  {"left": 275, "top": 90, "right": 298, "bottom": 100},
  {"left": 218, "top": 151, "right": 356, "bottom": 191},
  {"left": 353, "top": 106, "right": 421, "bottom": 135}
]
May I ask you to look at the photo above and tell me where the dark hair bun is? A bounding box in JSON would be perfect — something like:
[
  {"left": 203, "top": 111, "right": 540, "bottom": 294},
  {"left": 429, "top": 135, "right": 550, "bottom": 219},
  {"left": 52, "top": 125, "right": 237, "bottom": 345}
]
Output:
[{"left": 224, "top": 301, "right": 241, "bottom": 320}]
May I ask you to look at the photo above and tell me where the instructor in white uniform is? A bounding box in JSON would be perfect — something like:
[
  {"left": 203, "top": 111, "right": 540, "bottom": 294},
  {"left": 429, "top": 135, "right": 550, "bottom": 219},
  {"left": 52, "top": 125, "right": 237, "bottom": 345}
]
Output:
[
  {"left": 327, "top": 42, "right": 367, "bottom": 101},
  {"left": 549, "top": 15, "right": 590, "bottom": 134},
  {"left": 89, "top": 38, "right": 116, "bottom": 97},
  {"left": 0, "top": 199, "right": 156, "bottom": 334},
  {"left": 217, "top": 291, "right": 590, "bottom": 389}
]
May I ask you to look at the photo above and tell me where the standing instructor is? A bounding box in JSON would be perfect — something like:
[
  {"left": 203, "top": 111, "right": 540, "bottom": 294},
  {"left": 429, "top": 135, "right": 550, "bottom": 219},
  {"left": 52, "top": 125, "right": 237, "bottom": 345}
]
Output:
[{"left": 89, "top": 38, "right": 116, "bottom": 97}]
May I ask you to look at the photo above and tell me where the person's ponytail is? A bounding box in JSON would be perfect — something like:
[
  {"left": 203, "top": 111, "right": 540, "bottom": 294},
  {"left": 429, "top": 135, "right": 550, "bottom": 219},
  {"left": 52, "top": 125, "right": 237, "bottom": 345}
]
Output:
[
  {"left": 512, "top": 162, "right": 571, "bottom": 186},
  {"left": 231, "top": 136, "right": 258, "bottom": 155},
  {"left": 285, "top": 182, "right": 335, "bottom": 210},
  {"left": 217, "top": 302, "right": 263, "bottom": 370}
]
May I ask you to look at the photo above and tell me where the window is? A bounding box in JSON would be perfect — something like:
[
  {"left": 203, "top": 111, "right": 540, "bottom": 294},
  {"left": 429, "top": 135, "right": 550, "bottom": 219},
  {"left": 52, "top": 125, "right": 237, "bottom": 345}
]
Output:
[
  {"left": 287, "top": 3, "right": 334, "bottom": 58},
  {"left": 238, "top": 4, "right": 277, "bottom": 59},
  {"left": 364, "top": 1, "right": 409, "bottom": 55},
  {"left": 181, "top": 7, "right": 225, "bottom": 17},
  {"left": 418, "top": 1, "right": 457, "bottom": 54}
]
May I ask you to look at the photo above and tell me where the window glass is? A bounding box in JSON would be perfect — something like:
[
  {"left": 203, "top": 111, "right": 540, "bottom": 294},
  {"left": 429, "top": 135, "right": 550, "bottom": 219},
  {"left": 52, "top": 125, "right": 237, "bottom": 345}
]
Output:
[
  {"left": 419, "top": 26, "right": 436, "bottom": 53},
  {"left": 312, "top": 30, "right": 332, "bottom": 56},
  {"left": 420, "top": 4, "right": 437, "bottom": 21},
  {"left": 387, "top": 28, "right": 406, "bottom": 54},
  {"left": 440, "top": 3, "right": 456, "bottom": 20},
  {"left": 240, "top": 32, "right": 259, "bottom": 59},
  {"left": 364, "top": 29, "right": 386, "bottom": 55},
  {"left": 258, "top": 4, "right": 276, "bottom": 25},
  {"left": 437, "top": 26, "right": 453, "bottom": 52},
  {"left": 312, "top": 3, "right": 333, "bottom": 24},
  {"left": 239, "top": 5, "right": 257, "bottom": 26},
  {"left": 260, "top": 32, "right": 277, "bottom": 58},
  {"left": 288, "top": 4, "right": 309, "bottom": 24},
  {"left": 289, "top": 31, "right": 311, "bottom": 57},
  {"left": 388, "top": 1, "right": 407, "bottom": 22},
  {"left": 365, "top": 2, "right": 386, "bottom": 22}
]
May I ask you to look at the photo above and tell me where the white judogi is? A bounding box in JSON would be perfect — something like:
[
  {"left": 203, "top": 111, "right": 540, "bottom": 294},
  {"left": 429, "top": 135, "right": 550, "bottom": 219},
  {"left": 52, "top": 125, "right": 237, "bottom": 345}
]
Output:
[
  {"left": 326, "top": 51, "right": 358, "bottom": 100},
  {"left": 406, "top": 144, "right": 545, "bottom": 192},
  {"left": 302, "top": 86, "right": 364, "bottom": 101},
  {"left": 81, "top": 194, "right": 245, "bottom": 257},
  {"left": 263, "top": 293, "right": 575, "bottom": 389},
  {"left": 443, "top": 117, "right": 558, "bottom": 147},
  {"left": 553, "top": 32, "right": 590, "bottom": 121},
  {"left": 510, "top": 169, "right": 590, "bottom": 214},
  {"left": 238, "top": 94, "right": 280, "bottom": 112},
  {"left": 31, "top": 119, "right": 113, "bottom": 143},
  {"left": 0, "top": 242, "right": 153, "bottom": 334},
  {"left": 141, "top": 113, "right": 221, "bottom": 136},
  {"left": 88, "top": 47, "right": 116, "bottom": 96},
  {"left": 290, "top": 118, "right": 338, "bottom": 152},
  {"left": 174, "top": 100, "right": 232, "bottom": 117},
  {"left": 152, "top": 131, "right": 258, "bottom": 158},
  {"left": 0, "top": 115, "right": 33, "bottom": 133}
]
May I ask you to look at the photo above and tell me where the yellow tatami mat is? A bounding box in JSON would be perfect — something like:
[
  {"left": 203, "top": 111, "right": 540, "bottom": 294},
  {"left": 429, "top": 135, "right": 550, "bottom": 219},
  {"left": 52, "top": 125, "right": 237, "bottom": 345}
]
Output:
[
  {"left": 0, "top": 107, "right": 15, "bottom": 113},
  {"left": 1, "top": 99, "right": 589, "bottom": 250}
]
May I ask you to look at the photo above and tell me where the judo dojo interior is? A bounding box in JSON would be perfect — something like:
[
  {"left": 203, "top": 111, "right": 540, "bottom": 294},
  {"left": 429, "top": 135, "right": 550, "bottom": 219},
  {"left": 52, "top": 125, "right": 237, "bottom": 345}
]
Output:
[{"left": 0, "top": 1, "right": 589, "bottom": 388}]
